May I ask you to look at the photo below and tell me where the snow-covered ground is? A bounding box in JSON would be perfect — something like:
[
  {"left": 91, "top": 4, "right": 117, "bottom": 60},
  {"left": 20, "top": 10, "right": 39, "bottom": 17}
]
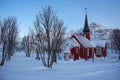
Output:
[{"left": 0, "top": 52, "right": 120, "bottom": 80}]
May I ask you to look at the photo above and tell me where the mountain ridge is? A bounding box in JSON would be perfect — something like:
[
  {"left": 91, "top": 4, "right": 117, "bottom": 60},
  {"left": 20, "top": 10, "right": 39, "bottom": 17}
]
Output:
[{"left": 66, "top": 22, "right": 112, "bottom": 41}]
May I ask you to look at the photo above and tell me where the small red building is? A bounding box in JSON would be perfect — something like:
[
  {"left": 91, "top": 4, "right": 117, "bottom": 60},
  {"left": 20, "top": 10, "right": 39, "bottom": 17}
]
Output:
[
  {"left": 94, "top": 41, "right": 107, "bottom": 57},
  {"left": 65, "top": 13, "right": 107, "bottom": 61},
  {"left": 71, "top": 34, "right": 107, "bottom": 60}
]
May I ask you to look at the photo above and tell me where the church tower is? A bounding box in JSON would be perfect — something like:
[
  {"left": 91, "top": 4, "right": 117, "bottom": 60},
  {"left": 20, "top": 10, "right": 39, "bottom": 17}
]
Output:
[{"left": 83, "top": 8, "right": 90, "bottom": 40}]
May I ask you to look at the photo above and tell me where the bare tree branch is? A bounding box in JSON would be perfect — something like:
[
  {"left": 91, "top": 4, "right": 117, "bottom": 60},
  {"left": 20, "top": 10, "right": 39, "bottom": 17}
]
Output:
[
  {"left": 110, "top": 29, "right": 120, "bottom": 59},
  {"left": 0, "top": 17, "right": 18, "bottom": 66}
]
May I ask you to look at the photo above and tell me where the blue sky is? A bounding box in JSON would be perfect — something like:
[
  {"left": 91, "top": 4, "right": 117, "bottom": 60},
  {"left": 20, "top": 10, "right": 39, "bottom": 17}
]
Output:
[{"left": 0, "top": 0, "right": 120, "bottom": 38}]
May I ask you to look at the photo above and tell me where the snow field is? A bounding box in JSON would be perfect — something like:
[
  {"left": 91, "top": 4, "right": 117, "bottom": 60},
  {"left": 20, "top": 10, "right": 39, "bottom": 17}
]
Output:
[{"left": 0, "top": 52, "right": 120, "bottom": 80}]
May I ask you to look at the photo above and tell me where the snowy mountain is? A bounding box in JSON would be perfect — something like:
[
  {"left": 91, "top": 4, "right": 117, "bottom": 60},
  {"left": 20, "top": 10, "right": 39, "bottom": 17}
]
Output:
[
  {"left": 90, "top": 22, "right": 112, "bottom": 41},
  {"left": 90, "top": 22, "right": 107, "bottom": 31},
  {"left": 66, "top": 22, "right": 112, "bottom": 41}
]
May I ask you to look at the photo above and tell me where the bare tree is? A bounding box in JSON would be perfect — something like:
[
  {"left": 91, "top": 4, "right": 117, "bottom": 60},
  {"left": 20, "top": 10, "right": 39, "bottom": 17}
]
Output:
[
  {"left": 22, "top": 34, "right": 34, "bottom": 57},
  {"left": 110, "top": 29, "right": 120, "bottom": 60},
  {"left": 0, "top": 20, "right": 7, "bottom": 65},
  {"left": 22, "top": 36, "right": 30, "bottom": 57},
  {"left": 0, "top": 17, "right": 18, "bottom": 66},
  {"left": 34, "top": 6, "right": 66, "bottom": 68}
]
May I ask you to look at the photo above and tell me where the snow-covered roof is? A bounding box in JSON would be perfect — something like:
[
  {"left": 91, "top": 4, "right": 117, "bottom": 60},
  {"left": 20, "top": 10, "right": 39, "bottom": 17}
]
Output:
[
  {"left": 74, "top": 34, "right": 94, "bottom": 48},
  {"left": 93, "top": 40, "right": 106, "bottom": 47},
  {"left": 63, "top": 38, "right": 79, "bottom": 53},
  {"left": 68, "top": 38, "right": 79, "bottom": 47},
  {"left": 72, "top": 34, "right": 106, "bottom": 48}
]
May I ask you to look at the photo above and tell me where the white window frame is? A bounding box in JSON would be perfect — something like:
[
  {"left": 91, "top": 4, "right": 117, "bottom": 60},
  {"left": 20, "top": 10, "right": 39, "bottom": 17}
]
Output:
[
  {"left": 92, "top": 48, "right": 94, "bottom": 56},
  {"left": 96, "top": 47, "right": 101, "bottom": 55},
  {"left": 87, "top": 48, "right": 89, "bottom": 56},
  {"left": 83, "top": 47, "right": 84, "bottom": 54},
  {"left": 76, "top": 48, "right": 79, "bottom": 53}
]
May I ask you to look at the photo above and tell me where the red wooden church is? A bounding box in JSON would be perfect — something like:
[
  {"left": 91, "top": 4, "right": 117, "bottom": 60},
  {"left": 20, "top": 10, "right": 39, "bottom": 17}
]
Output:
[{"left": 65, "top": 12, "right": 107, "bottom": 61}]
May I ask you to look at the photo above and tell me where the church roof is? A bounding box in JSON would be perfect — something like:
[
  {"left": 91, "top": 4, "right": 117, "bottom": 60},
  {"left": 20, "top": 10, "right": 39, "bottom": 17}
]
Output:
[
  {"left": 74, "top": 34, "right": 94, "bottom": 48},
  {"left": 93, "top": 40, "right": 106, "bottom": 47},
  {"left": 63, "top": 38, "right": 79, "bottom": 53},
  {"left": 83, "top": 14, "right": 90, "bottom": 33},
  {"left": 72, "top": 34, "right": 106, "bottom": 48}
]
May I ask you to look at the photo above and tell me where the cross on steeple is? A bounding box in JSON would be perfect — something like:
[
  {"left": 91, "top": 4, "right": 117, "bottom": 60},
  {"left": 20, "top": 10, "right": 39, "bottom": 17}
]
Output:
[{"left": 84, "top": 8, "right": 87, "bottom": 14}]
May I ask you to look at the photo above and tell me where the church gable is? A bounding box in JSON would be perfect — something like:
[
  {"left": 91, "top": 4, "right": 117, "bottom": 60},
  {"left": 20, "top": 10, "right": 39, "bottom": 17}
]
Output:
[{"left": 71, "top": 34, "right": 94, "bottom": 48}]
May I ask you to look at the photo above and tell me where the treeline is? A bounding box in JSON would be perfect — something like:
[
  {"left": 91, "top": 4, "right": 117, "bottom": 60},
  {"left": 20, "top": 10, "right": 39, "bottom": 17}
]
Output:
[{"left": 0, "top": 6, "right": 66, "bottom": 68}]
